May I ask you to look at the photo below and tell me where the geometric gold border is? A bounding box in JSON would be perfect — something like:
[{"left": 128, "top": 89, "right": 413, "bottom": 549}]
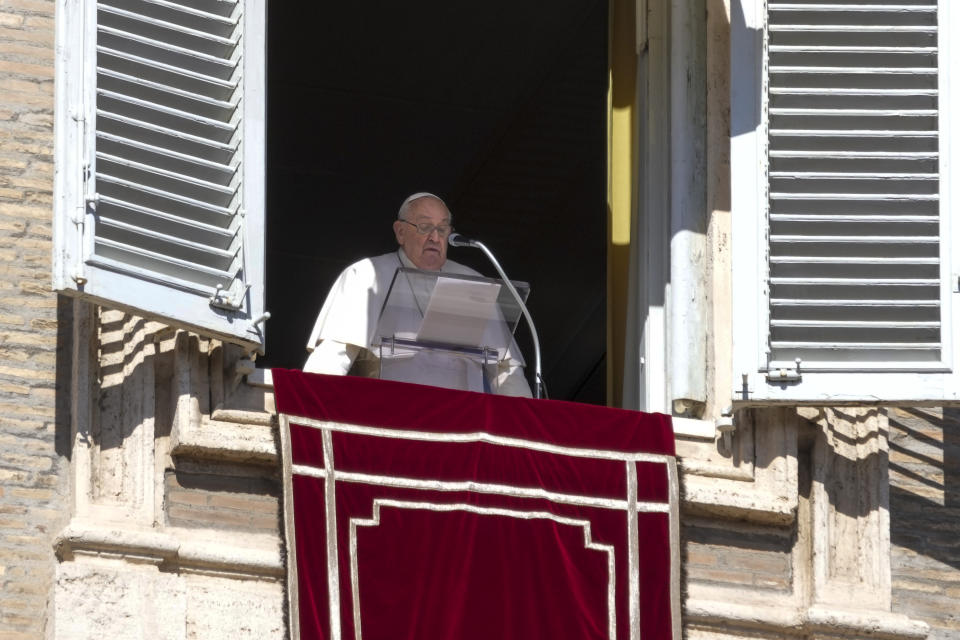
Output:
[
  {"left": 349, "top": 500, "right": 617, "bottom": 640},
  {"left": 280, "top": 413, "right": 681, "bottom": 640}
]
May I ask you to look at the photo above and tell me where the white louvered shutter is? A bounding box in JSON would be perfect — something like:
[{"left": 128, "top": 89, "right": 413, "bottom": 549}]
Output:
[
  {"left": 53, "top": 0, "right": 266, "bottom": 347},
  {"left": 731, "top": 0, "right": 960, "bottom": 402}
]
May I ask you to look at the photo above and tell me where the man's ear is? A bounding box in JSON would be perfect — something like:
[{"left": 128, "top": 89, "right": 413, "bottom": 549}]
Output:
[{"left": 392, "top": 220, "right": 405, "bottom": 245}]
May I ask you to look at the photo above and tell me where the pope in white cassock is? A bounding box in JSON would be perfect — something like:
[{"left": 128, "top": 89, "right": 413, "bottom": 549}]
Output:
[{"left": 303, "top": 192, "right": 533, "bottom": 397}]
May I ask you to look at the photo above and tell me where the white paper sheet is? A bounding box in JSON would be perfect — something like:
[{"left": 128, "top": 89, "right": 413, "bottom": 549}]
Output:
[{"left": 416, "top": 277, "right": 502, "bottom": 347}]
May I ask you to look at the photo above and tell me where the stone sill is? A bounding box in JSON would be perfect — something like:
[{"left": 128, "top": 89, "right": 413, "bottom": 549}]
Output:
[
  {"left": 686, "top": 599, "right": 929, "bottom": 640},
  {"left": 54, "top": 520, "right": 283, "bottom": 580}
]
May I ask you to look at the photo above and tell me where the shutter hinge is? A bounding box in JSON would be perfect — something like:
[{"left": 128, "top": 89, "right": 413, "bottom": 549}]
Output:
[
  {"left": 71, "top": 163, "right": 98, "bottom": 287},
  {"left": 71, "top": 204, "right": 85, "bottom": 286},
  {"left": 766, "top": 358, "right": 803, "bottom": 383},
  {"left": 209, "top": 283, "right": 252, "bottom": 311}
]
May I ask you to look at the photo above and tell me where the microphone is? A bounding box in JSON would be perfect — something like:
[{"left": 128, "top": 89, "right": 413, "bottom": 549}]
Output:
[
  {"left": 448, "top": 233, "right": 544, "bottom": 399},
  {"left": 447, "top": 233, "right": 477, "bottom": 247}
]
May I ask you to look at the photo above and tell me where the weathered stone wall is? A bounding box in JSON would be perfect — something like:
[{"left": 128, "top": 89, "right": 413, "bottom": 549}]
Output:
[
  {"left": 680, "top": 405, "right": 960, "bottom": 640},
  {"left": 50, "top": 308, "right": 284, "bottom": 640},
  {"left": 0, "top": 0, "right": 66, "bottom": 637},
  {"left": 681, "top": 407, "right": 928, "bottom": 640},
  {"left": 889, "top": 407, "right": 960, "bottom": 640},
  {"left": 52, "top": 320, "right": 959, "bottom": 640}
]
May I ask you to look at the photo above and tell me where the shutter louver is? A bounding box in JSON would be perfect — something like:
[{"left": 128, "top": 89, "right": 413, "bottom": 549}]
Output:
[
  {"left": 91, "top": 0, "right": 246, "bottom": 302},
  {"left": 766, "top": 1, "right": 942, "bottom": 369}
]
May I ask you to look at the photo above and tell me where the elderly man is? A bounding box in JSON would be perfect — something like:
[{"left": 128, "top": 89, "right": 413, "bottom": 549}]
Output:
[{"left": 304, "top": 192, "right": 532, "bottom": 397}]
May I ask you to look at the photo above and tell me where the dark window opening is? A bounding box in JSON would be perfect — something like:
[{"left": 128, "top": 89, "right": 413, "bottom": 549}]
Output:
[{"left": 263, "top": 0, "right": 608, "bottom": 404}]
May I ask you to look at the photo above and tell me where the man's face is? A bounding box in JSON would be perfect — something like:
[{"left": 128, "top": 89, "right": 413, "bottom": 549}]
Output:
[{"left": 393, "top": 198, "right": 450, "bottom": 270}]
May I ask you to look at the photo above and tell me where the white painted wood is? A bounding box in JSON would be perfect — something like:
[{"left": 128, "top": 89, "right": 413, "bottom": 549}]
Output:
[
  {"left": 938, "top": 0, "right": 959, "bottom": 380},
  {"left": 631, "top": 0, "right": 711, "bottom": 415},
  {"left": 53, "top": 0, "right": 266, "bottom": 348},
  {"left": 730, "top": 0, "right": 768, "bottom": 383},
  {"left": 240, "top": 0, "right": 267, "bottom": 348},
  {"left": 632, "top": 0, "right": 671, "bottom": 413},
  {"left": 53, "top": 0, "right": 94, "bottom": 292},
  {"left": 669, "top": 0, "right": 708, "bottom": 411},
  {"left": 732, "top": 0, "right": 960, "bottom": 402}
]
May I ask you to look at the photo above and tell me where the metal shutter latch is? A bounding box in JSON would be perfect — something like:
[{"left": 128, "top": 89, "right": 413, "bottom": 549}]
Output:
[{"left": 766, "top": 358, "right": 803, "bottom": 383}]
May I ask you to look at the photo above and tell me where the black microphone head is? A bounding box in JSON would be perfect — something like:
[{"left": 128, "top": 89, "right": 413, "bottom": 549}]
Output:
[{"left": 448, "top": 233, "right": 475, "bottom": 247}]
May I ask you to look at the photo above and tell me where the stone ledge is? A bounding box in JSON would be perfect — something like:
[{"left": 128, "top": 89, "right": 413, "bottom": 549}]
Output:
[
  {"left": 686, "top": 599, "right": 929, "bottom": 639},
  {"left": 673, "top": 417, "right": 717, "bottom": 440},
  {"left": 53, "top": 521, "right": 283, "bottom": 580},
  {"left": 680, "top": 457, "right": 754, "bottom": 482},
  {"left": 171, "top": 414, "right": 278, "bottom": 464},
  {"left": 212, "top": 407, "right": 275, "bottom": 427},
  {"left": 682, "top": 484, "right": 797, "bottom": 525}
]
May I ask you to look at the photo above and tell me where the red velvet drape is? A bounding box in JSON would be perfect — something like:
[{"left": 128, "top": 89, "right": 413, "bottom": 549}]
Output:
[{"left": 274, "top": 370, "right": 676, "bottom": 640}]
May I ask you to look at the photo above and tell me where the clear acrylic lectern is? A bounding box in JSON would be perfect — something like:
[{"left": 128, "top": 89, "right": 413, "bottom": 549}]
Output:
[{"left": 373, "top": 268, "right": 529, "bottom": 393}]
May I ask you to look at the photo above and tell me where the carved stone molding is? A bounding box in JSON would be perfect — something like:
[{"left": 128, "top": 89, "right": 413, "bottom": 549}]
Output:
[
  {"left": 683, "top": 406, "right": 929, "bottom": 640},
  {"left": 806, "top": 407, "right": 892, "bottom": 609},
  {"left": 54, "top": 521, "right": 283, "bottom": 579},
  {"left": 169, "top": 332, "right": 277, "bottom": 463},
  {"left": 679, "top": 407, "right": 800, "bottom": 524},
  {"left": 686, "top": 599, "right": 928, "bottom": 640},
  {"left": 54, "top": 305, "right": 284, "bottom": 639}
]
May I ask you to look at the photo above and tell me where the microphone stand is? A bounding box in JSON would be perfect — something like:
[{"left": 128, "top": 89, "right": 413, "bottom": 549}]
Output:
[{"left": 449, "top": 234, "right": 543, "bottom": 399}]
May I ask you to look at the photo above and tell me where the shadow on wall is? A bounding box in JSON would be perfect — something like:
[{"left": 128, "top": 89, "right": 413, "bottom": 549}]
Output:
[
  {"left": 55, "top": 296, "right": 75, "bottom": 460},
  {"left": 887, "top": 406, "right": 960, "bottom": 571},
  {"left": 729, "top": 0, "right": 762, "bottom": 139}
]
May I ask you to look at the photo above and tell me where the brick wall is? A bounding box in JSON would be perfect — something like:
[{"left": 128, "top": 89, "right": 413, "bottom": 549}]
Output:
[
  {"left": 0, "top": 0, "right": 66, "bottom": 638},
  {"left": 682, "top": 516, "right": 793, "bottom": 594},
  {"left": 889, "top": 407, "right": 960, "bottom": 640},
  {"left": 165, "top": 463, "right": 280, "bottom": 535}
]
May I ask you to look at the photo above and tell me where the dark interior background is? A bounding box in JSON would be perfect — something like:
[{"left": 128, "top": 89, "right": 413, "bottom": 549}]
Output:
[{"left": 262, "top": 0, "right": 609, "bottom": 404}]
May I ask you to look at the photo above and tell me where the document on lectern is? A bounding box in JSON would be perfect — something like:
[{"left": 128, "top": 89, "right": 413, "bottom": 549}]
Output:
[{"left": 416, "top": 276, "right": 502, "bottom": 347}]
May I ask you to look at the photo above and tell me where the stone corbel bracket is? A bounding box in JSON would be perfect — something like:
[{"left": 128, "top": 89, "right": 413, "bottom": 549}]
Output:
[
  {"left": 676, "top": 407, "right": 800, "bottom": 525},
  {"left": 168, "top": 335, "right": 278, "bottom": 463}
]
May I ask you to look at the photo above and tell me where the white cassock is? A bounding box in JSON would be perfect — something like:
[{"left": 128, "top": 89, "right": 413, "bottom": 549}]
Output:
[{"left": 304, "top": 249, "right": 532, "bottom": 397}]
